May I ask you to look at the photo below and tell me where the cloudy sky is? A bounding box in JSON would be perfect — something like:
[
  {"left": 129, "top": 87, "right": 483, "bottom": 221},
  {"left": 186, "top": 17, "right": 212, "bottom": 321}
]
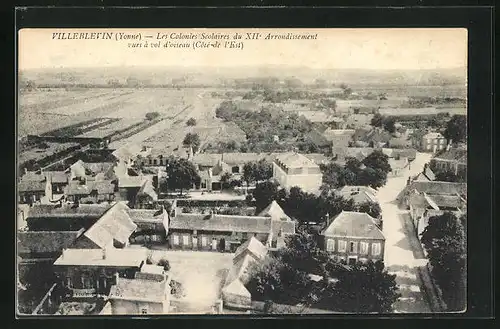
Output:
[{"left": 18, "top": 28, "right": 467, "bottom": 71}]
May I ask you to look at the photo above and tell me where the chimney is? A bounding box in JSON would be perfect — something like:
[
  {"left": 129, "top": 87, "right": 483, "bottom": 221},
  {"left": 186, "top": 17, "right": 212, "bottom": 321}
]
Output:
[
  {"left": 114, "top": 272, "right": 119, "bottom": 284},
  {"left": 325, "top": 213, "right": 331, "bottom": 226},
  {"left": 102, "top": 248, "right": 107, "bottom": 260}
]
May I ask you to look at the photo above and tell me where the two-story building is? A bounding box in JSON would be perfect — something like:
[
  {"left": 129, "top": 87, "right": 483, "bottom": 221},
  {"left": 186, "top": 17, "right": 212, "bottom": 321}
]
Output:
[
  {"left": 105, "top": 264, "right": 171, "bottom": 315},
  {"left": 396, "top": 180, "right": 467, "bottom": 210},
  {"left": 18, "top": 172, "right": 52, "bottom": 205},
  {"left": 430, "top": 147, "right": 467, "bottom": 177},
  {"left": 421, "top": 132, "right": 447, "bottom": 153},
  {"left": 409, "top": 192, "right": 466, "bottom": 236},
  {"left": 167, "top": 201, "right": 295, "bottom": 252},
  {"left": 64, "top": 180, "right": 116, "bottom": 204},
  {"left": 335, "top": 186, "right": 378, "bottom": 205},
  {"left": 272, "top": 152, "right": 323, "bottom": 194},
  {"left": 321, "top": 211, "right": 385, "bottom": 265}
]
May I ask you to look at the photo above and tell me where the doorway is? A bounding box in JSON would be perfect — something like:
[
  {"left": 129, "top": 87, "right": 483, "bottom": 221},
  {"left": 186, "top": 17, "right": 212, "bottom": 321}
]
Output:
[
  {"left": 348, "top": 256, "right": 357, "bottom": 265},
  {"left": 218, "top": 238, "right": 226, "bottom": 252}
]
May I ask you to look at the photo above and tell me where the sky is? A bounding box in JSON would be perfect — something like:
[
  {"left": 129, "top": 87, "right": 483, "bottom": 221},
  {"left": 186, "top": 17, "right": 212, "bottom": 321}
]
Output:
[{"left": 18, "top": 28, "right": 467, "bottom": 71}]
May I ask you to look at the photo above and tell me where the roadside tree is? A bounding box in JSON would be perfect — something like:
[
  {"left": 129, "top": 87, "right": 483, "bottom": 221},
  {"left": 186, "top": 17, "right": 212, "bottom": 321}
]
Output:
[{"left": 165, "top": 157, "right": 200, "bottom": 195}]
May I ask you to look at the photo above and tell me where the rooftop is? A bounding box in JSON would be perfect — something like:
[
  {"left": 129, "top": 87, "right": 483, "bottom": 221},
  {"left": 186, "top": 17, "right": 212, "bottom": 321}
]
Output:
[
  {"left": 83, "top": 202, "right": 137, "bottom": 248},
  {"left": 234, "top": 236, "right": 268, "bottom": 262},
  {"left": 18, "top": 180, "right": 46, "bottom": 192},
  {"left": 170, "top": 213, "right": 272, "bottom": 234},
  {"left": 336, "top": 186, "right": 378, "bottom": 204},
  {"left": 257, "top": 200, "right": 291, "bottom": 221},
  {"left": 17, "top": 229, "right": 84, "bottom": 254},
  {"left": 322, "top": 211, "right": 385, "bottom": 240},
  {"left": 275, "top": 152, "right": 319, "bottom": 169},
  {"left": 53, "top": 248, "right": 147, "bottom": 267},
  {"left": 109, "top": 277, "right": 167, "bottom": 303},
  {"left": 423, "top": 132, "right": 444, "bottom": 139},
  {"left": 27, "top": 203, "right": 112, "bottom": 219},
  {"left": 433, "top": 148, "right": 467, "bottom": 163}
]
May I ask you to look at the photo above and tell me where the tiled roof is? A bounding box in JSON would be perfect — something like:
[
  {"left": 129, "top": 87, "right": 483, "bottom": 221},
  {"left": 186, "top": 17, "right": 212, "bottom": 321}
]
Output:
[
  {"left": 18, "top": 180, "right": 46, "bottom": 192},
  {"left": 44, "top": 171, "right": 69, "bottom": 184},
  {"left": 17, "top": 230, "right": 84, "bottom": 254},
  {"left": 304, "top": 154, "right": 331, "bottom": 165},
  {"left": 54, "top": 248, "right": 146, "bottom": 267},
  {"left": 433, "top": 148, "right": 467, "bottom": 163},
  {"left": 137, "top": 178, "right": 158, "bottom": 201},
  {"left": 423, "top": 132, "right": 444, "bottom": 139},
  {"left": 234, "top": 236, "right": 268, "bottom": 262},
  {"left": 427, "top": 194, "right": 466, "bottom": 209},
  {"left": 170, "top": 213, "right": 272, "bottom": 234},
  {"left": 83, "top": 202, "right": 137, "bottom": 248},
  {"left": 27, "top": 203, "right": 112, "bottom": 219},
  {"left": 271, "top": 220, "right": 296, "bottom": 236},
  {"left": 222, "top": 277, "right": 251, "bottom": 298},
  {"left": 109, "top": 277, "right": 167, "bottom": 302},
  {"left": 322, "top": 211, "right": 385, "bottom": 240},
  {"left": 65, "top": 180, "right": 115, "bottom": 196},
  {"left": 192, "top": 152, "right": 279, "bottom": 167},
  {"left": 127, "top": 209, "right": 165, "bottom": 222},
  {"left": 275, "top": 152, "right": 319, "bottom": 169},
  {"left": 410, "top": 181, "right": 467, "bottom": 196},
  {"left": 423, "top": 166, "right": 436, "bottom": 181},
  {"left": 118, "top": 175, "right": 145, "bottom": 188},
  {"left": 336, "top": 186, "right": 377, "bottom": 204},
  {"left": 21, "top": 172, "right": 46, "bottom": 182},
  {"left": 257, "top": 201, "right": 291, "bottom": 221}
]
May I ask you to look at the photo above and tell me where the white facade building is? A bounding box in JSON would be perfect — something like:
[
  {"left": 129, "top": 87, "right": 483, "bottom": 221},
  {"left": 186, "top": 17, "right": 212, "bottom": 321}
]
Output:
[{"left": 272, "top": 153, "right": 323, "bottom": 194}]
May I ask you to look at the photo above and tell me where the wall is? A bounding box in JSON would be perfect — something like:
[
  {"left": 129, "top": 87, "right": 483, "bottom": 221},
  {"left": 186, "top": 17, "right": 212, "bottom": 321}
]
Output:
[
  {"left": 322, "top": 236, "right": 385, "bottom": 263},
  {"left": 272, "top": 162, "right": 322, "bottom": 194},
  {"left": 110, "top": 299, "right": 164, "bottom": 315},
  {"left": 168, "top": 230, "right": 268, "bottom": 252}
]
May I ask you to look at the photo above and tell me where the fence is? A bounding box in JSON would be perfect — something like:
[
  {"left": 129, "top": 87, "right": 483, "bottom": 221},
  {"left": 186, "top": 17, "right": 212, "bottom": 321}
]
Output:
[{"left": 31, "top": 283, "right": 58, "bottom": 315}]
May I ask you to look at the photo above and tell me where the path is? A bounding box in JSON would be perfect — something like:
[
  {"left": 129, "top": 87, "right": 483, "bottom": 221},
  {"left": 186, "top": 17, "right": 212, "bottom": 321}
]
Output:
[{"left": 378, "top": 152, "right": 433, "bottom": 313}]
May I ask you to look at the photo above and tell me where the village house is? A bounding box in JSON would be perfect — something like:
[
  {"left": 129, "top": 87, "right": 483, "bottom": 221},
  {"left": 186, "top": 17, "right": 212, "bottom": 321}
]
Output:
[
  {"left": 167, "top": 201, "right": 295, "bottom": 252},
  {"left": 64, "top": 180, "right": 116, "bottom": 204},
  {"left": 272, "top": 152, "right": 323, "bottom": 194},
  {"left": 413, "top": 163, "right": 436, "bottom": 182},
  {"left": 409, "top": 192, "right": 467, "bottom": 236},
  {"left": 43, "top": 171, "right": 70, "bottom": 195},
  {"left": 103, "top": 264, "right": 172, "bottom": 315},
  {"left": 68, "top": 160, "right": 116, "bottom": 182},
  {"left": 387, "top": 157, "right": 409, "bottom": 177},
  {"left": 222, "top": 237, "right": 268, "bottom": 308},
  {"left": 430, "top": 147, "right": 467, "bottom": 176},
  {"left": 321, "top": 211, "right": 386, "bottom": 265},
  {"left": 396, "top": 180, "right": 467, "bottom": 209},
  {"left": 18, "top": 172, "right": 52, "bottom": 205},
  {"left": 334, "top": 186, "right": 378, "bottom": 205},
  {"left": 421, "top": 132, "right": 447, "bottom": 153},
  {"left": 135, "top": 178, "right": 159, "bottom": 209},
  {"left": 127, "top": 208, "right": 169, "bottom": 245},
  {"left": 24, "top": 203, "right": 112, "bottom": 232},
  {"left": 52, "top": 202, "right": 142, "bottom": 298}
]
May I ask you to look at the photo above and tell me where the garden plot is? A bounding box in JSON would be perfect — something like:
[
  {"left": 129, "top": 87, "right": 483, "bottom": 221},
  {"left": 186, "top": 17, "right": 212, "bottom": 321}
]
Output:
[
  {"left": 40, "top": 92, "right": 136, "bottom": 116},
  {"left": 77, "top": 118, "right": 144, "bottom": 138}
]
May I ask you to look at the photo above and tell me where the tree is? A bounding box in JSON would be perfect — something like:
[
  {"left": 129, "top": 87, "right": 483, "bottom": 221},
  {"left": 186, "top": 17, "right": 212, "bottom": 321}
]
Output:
[
  {"left": 371, "top": 113, "right": 384, "bottom": 128},
  {"left": 157, "top": 258, "right": 171, "bottom": 272},
  {"left": 320, "top": 163, "right": 343, "bottom": 191},
  {"left": 443, "top": 115, "right": 467, "bottom": 143},
  {"left": 165, "top": 157, "right": 200, "bottom": 195},
  {"left": 255, "top": 159, "right": 273, "bottom": 182},
  {"left": 420, "top": 212, "right": 466, "bottom": 311},
  {"left": 182, "top": 133, "right": 201, "bottom": 153},
  {"left": 186, "top": 118, "right": 197, "bottom": 126},
  {"left": 253, "top": 181, "right": 279, "bottom": 214},
  {"left": 434, "top": 169, "right": 460, "bottom": 182},
  {"left": 324, "top": 261, "right": 401, "bottom": 313},
  {"left": 355, "top": 201, "right": 382, "bottom": 220},
  {"left": 220, "top": 172, "right": 232, "bottom": 190},
  {"left": 382, "top": 117, "right": 396, "bottom": 134},
  {"left": 145, "top": 112, "right": 160, "bottom": 121},
  {"left": 358, "top": 167, "right": 387, "bottom": 189},
  {"left": 362, "top": 150, "right": 391, "bottom": 174},
  {"left": 242, "top": 162, "right": 257, "bottom": 189}
]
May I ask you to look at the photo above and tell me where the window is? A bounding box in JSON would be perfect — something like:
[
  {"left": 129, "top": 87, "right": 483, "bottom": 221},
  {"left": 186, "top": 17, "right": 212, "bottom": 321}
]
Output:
[
  {"left": 426, "top": 144, "right": 432, "bottom": 150},
  {"left": 153, "top": 159, "right": 158, "bottom": 165},
  {"left": 231, "top": 166, "right": 240, "bottom": 174},
  {"left": 372, "top": 242, "right": 381, "bottom": 256},
  {"left": 349, "top": 241, "right": 357, "bottom": 253},
  {"left": 201, "top": 182, "right": 207, "bottom": 189},
  {"left": 434, "top": 140, "right": 438, "bottom": 145},
  {"left": 201, "top": 236, "right": 207, "bottom": 246},
  {"left": 426, "top": 138, "right": 431, "bottom": 144},
  {"left": 173, "top": 235, "right": 179, "bottom": 245},
  {"left": 148, "top": 159, "right": 152, "bottom": 165},
  {"left": 326, "top": 239, "right": 334, "bottom": 252},
  {"left": 159, "top": 159, "right": 164, "bottom": 165},
  {"left": 338, "top": 240, "right": 347, "bottom": 252},
  {"left": 360, "top": 242, "right": 369, "bottom": 254},
  {"left": 141, "top": 306, "right": 148, "bottom": 314},
  {"left": 182, "top": 235, "right": 189, "bottom": 246}
]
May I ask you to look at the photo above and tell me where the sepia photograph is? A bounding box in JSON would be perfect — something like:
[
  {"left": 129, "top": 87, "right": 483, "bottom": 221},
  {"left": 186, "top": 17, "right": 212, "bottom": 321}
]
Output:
[{"left": 17, "top": 28, "right": 467, "bottom": 316}]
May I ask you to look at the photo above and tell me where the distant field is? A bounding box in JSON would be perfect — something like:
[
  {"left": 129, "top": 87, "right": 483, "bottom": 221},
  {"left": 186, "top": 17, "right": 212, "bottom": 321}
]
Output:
[{"left": 351, "top": 84, "right": 467, "bottom": 98}]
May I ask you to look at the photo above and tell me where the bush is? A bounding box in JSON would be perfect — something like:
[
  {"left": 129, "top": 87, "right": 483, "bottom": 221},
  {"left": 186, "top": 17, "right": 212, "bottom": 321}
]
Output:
[
  {"left": 145, "top": 112, "right": 160, "bottom": 121},
  {"left": 170, "top": 280, "right": 185, "bottom": 298},
  {"left": 157, "top": 258, "right": 170, "bottom": 272},
  {"left": 186, "top": 118, "right": 197, "bottom": 126}
]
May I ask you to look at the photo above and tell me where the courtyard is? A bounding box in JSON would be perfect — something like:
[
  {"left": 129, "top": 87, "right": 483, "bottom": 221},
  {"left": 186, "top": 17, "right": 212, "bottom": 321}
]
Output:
[{"left": 133, "top": 247, "right": 235, "bottom": 312}]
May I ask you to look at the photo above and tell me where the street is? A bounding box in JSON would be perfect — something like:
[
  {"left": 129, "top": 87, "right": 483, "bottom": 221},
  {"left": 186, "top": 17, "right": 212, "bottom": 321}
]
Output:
[{"left": 378, "top": 152, "right": 433, "bottom": 313}]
